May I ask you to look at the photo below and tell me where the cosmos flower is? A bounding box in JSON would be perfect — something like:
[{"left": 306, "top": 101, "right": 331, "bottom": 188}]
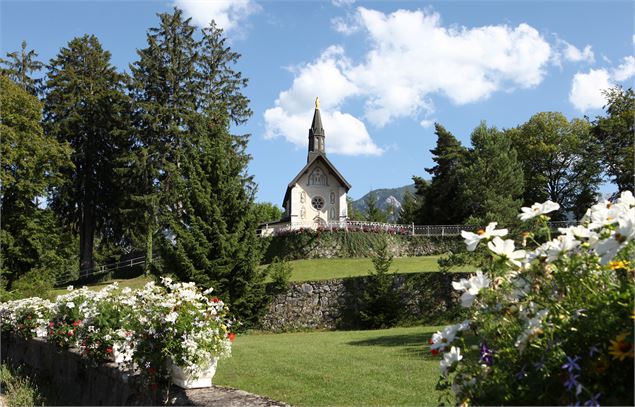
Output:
[
  {"left": 461, "top": 222, "right": 508, "bottom": 251},
  {"left": 518, "top": 200, "right": 560, "bottom": 221}
]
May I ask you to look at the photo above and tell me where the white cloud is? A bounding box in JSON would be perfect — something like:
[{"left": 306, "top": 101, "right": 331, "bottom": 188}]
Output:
[
  {"left": 569, "top": 56, "right": 635, "bottom": 112},
  {"left": 266, "top": 7, "right": 553, "bottom": 154},
  {"left": 562, "top": 42, "right": 595, "bottom": 63},
  {"left": 331, "top": 16, "right": 360, "bottom": 35},
  {"left": 419, "top": 119, "right": 435, "bottom": 129},
  {"left": 569, "top": 69, "right": 612, "bottom": 111},
  {"left": 264, "top": 46, "right": 381, "bottom": 156},
  {"left": 174, "top": 0, "right": 259, "bottom": 32},
  {"left": 612, "top": 56, "right": 635, "bottom": 81},
  {"left": 332, "top": 0, "right": 356, "bottom": 7}
]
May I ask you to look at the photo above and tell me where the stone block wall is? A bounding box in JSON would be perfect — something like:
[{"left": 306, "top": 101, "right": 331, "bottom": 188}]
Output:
[{"left": 260, "top": 272, "right": 468, "bottom": 332}]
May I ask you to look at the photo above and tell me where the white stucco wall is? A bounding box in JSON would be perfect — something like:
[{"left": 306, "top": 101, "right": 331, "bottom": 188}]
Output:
[{"left": 288, "top": 162, "right": 347, "bottom": 226}]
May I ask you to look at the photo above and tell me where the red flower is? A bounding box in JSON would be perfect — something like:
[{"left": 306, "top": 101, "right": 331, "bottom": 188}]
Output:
[
  {"left": 67, "top": 330, "right": 74, "bottom": 336},
  {"left": 428, "top": 338, "right": 433, "bottom": 345},
  {"left": 431, "top": 349, "right": 439, "bottom": 356},
  {"left": 211, "top": 297, "right": 220, "bottom": 303},
  {"left": 73, "top": 320, "right": 81, "bottom": 327},
  {"left": 228, "top": 333, "right": 236, "bottom": 342},
  {"left": 105, "top": 347, "right": 113, "bottom": 353},
  {"left": 49, "top": 322, "right": 54, "bottom": 327}
]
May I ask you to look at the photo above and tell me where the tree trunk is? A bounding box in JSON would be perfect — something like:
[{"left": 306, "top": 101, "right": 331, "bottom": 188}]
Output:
[
  {"left": 145, "top": 226, "right": 153, "bottom": 275},
  {"left": 79, "top": 204, "right": 95, "bottom": 273}
]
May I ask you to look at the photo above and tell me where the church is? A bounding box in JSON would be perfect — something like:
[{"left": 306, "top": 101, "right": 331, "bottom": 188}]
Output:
[{"left": 280, "top": 98, "right": 351, "bottom": 228}]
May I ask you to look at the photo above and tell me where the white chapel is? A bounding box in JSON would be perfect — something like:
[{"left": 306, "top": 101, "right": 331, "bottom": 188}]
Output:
[{"left": 280, "top": 98, "right": 351, "bottom": 228}]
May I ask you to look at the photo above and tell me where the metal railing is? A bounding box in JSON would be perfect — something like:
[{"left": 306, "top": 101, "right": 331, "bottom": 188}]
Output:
[{"left": 257, "top": 219, "right": 579, "bottom": 237}]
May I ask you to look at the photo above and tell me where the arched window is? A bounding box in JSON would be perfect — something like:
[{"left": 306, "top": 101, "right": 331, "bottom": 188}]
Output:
[
  {"left": 330, "top": 191, "right": 336, "bottom": 204},
  {"left": 308, "top": 167, "right": 328, "bottom": 186}
]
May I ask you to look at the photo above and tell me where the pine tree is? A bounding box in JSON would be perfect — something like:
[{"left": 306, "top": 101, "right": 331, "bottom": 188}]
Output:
[
  {"left": 0, "top": 76, "right": 73, "bottom": 290},
  {"left": 0, "top": 40, "right": 43, "bottom": 95},
  {"left": 43, "top": 35, "right": 131, "bottom": 272},
  {"left": 346, "top": 196, "right": 364, "bottom": 221},
  {"left": 364, "top": 192, "right": 388, "bottom": 223},
  {"left": 461, "top": 122, "right": 524, "bottom": 225},
  {"left": 397, "top": 189, "right": 418, "bottom": 224},
  {"left": 591, "top": 87, "right": 634, "bottom": 194},
  {"left": 418, "top": 123, "right": 468, "bottom": 224}
]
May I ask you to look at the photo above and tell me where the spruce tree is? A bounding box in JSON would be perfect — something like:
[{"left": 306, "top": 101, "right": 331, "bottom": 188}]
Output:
[
  {"left": 43, "top": 35, "right": 131, "bottom": 272},
  {"left": 397, "top": 189, "right": 418, "bottom": 224},
  {"left": 0, "top": 40, "right": 44, "bottom": 95},
  {"left": 364, "top": 192, "right": 387, "bottom": 223},
  {"left": 418, "top": 123, "right": 468, "bottom": 224},
  {"left": 461, "top": 122, "right": 524, "bottom": 225}
]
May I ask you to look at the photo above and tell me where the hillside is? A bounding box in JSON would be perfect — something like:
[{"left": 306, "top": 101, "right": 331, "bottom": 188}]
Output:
[{"left": 352, "top": 184, "right": 417, "bottom": 220}]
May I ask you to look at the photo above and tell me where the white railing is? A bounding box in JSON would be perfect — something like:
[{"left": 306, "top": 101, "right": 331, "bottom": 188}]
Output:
[{"left": 257, "top": 219, "right": 579, "bottom": 237}]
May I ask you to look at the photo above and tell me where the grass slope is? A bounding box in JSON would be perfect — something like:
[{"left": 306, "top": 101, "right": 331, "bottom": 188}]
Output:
[
  {"left": 214, "top": 325, "right": 445, "bottom": 406},
  {"left": 286, "top": 256, "right": 472, "bottom": 281}
]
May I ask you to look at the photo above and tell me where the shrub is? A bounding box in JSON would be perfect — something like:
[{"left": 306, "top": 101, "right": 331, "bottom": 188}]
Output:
[
  {"left": 358, "top": 239, "right": 402, "bottom": 329},
  {"left": 265, "top": 257, "right": 292, "bottom": 296},
  {"left": 429, "top": 194, "right": 635, "bottom": 406}
]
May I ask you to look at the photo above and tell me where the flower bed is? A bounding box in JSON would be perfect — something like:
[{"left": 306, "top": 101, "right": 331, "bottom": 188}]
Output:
[
  {"left": 0, "top": 278, "right": 234, "bottom": 389},
  {"left": 429, "top": 192, "right": 635, "bottom": 406}
]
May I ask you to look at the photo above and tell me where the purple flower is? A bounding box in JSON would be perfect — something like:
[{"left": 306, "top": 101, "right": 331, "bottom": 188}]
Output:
[
  {"left": 584, "top": 393, "right": 602, "bottom": 407},
  {"left": 479, "top": 343, "right": 494, "bottom": 366},
  {"left": 588, "top": 345, "right": 599, "bottom": 357},
  {"left": 562, "top": 355, "right": 581, "bottom": 373},
  {"left": 564, "top": 373, "right": 579, "bottom": 391}
]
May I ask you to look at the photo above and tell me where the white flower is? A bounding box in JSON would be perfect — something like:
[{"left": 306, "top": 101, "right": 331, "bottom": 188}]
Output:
[
  {"left": 67, "top": 285, "right": 74, "bottom": 291},
  {"left": 558, "top": 225, "right": 594, "bottom": 240},
  {"left": 460, "top": 222, "right": 508, "bottom": 251},
  {"left": 616, "top": 190, "right": 635, "bottom": 207},
  {"left": 430, "top": 321, "right": 470, "bottom": 351},
  {"left": 165, "top": 311, "right": 179, "bottom": 324},
  {"left": 518, "top": 200, "right": 560, "bottom": 221},
  {"left": 487, "top": 237, "right": 526, "bottom": 267},
  {"left": 515, "top": 309, "right": 549, "bottom": 353},
  {"left": 452, "top": 270, "right": 491, "bottom": 307},
  {"left": 66, "top": 302, "right": 75, "bottom": 309},
  {"left": 440, "top": 346, "right": 463, "bottom": 376}
]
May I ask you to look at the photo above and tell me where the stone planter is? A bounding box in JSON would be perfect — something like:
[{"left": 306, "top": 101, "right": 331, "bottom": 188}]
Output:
[{"left": 170, "top": 358, "right": 218, "bottom": 389}]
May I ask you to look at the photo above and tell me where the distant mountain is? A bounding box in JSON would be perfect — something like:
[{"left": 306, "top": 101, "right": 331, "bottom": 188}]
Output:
[{"left": 352, "top": 184, "right": 416, "bottom": 221}]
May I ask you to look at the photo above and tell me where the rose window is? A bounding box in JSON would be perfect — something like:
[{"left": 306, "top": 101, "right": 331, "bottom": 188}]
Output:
[{"left": 311, "top": 196, "right": 325, "bottom": 210}]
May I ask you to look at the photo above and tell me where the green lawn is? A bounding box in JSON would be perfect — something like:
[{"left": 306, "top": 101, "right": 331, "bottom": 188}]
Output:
[
  {"left": 285, "top": 256, "right": 472, "bottom": 282},
  {"left": 214, "top": 325, "right": 446, "bottom": 406}
]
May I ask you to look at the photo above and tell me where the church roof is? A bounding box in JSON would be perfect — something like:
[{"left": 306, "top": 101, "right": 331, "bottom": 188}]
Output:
[{"left": 282, "top": 153, "right": 351, "bottom": 205}]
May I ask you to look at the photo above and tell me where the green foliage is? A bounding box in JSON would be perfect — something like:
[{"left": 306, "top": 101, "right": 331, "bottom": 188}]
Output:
[
  {"left": 0, "top": 76, "right": 74, "bottom": 290},
  {"left": 363, "top": 192, "right": 388, "bottom": 223},
  {"left": 397, "top": 189, "right": 419, "bottom": 224},
  {"left": 461, "top": 122, "right": 524, "bottom": 226},
  {"left": 252, "top": 202, "right": 284, "bottom": 225},
  {"left": 591, "top": 86, "right": 634, "bottom": 194},
  {"left": 44, "top": 34, "right": 132, "bottom": 272},
  {"left": 418, "top": 124, "right": 468, "bottom": 224},
  {"left": 0, "top": 364, "right": 43, "bottom": 407},
  {"left": 346, "top": 196, "right": 364, "bottom": 221},
  {"left": 510, "top": 112, "right": 602, "bottom": 220},
  {"left": 0, "top": 40, "right": 44, "bottom": 95},
  {"left": 264, "top": 257, "right": 292, "bottom": 295},
  {"left": 358, "top": 239, "right": 401, "bottom": 329}
]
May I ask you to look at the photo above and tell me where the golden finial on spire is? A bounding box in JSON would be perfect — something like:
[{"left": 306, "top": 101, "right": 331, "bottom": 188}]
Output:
[{"left": 315, "top": 96, "right": 320, "bottom": 110}]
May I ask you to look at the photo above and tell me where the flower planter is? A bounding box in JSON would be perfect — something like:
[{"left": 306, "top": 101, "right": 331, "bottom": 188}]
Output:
[{"left": 170, "top": 358, "right": 218, "bottom": 389}]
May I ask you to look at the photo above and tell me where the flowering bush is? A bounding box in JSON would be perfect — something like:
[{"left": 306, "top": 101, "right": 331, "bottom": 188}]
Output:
[
  {"left": 0, "top": 279, "right": 233, "bottom": 384},
  {"left": 430, "top": 192, "right": 634, "bottom": 406}
]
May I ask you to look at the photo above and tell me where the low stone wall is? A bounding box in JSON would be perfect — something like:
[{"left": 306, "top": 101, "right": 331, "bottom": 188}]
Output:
[
  {"left": 260, "top": 272, "right": 468, "bottom": 332},
  {"left": 0, "top": 335, "right": 287, "bottom": 406}
]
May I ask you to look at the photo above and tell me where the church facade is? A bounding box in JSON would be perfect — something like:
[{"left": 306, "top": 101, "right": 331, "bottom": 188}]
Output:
[{"left": 280, "top": 99, "right": 351, "bottom": 228}]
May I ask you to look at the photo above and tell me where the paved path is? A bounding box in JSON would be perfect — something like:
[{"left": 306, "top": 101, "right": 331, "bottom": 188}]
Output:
[{"left": 167, "top": 385, "right": 290, "bottom": 407}]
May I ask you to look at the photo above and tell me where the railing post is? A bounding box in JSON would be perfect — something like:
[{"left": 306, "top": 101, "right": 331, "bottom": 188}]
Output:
[{"left": 412, "top": 222, "right": 415, "bottom": 236}]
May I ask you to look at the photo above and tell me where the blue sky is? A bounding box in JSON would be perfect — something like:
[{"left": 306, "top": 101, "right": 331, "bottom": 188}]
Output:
[{"left": 2, "top": 0, "right": 634, "bottom": 205}]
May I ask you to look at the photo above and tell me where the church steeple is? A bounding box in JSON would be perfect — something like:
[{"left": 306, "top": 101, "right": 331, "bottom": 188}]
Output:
[{"left": 308, "top": 97, "right": 325, "bottom": 162}]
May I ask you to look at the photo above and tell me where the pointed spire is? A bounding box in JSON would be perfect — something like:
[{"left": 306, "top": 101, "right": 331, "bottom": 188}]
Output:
[{"left": 308, "top": 97, "right": 325, "bottom": 162}]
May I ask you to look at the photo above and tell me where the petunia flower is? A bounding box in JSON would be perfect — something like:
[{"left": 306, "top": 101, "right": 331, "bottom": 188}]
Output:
[
  {"left": 487, "top": 237, "right": 527, "bottom": 267},
  {"left": 518, "top": 200, "right": 560, "bottom": 221},
  {"left": 461, "top": 222, "right": 508, "bottom": 251}
]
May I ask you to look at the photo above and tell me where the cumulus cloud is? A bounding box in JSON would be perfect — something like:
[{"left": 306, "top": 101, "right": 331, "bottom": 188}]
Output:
[
  {"left": 562, "top": 42, "right": 595, "bottom": 63},
  {"left": 569, "top": 56, "right": 635, "bottom": 112},
  {"left": 174, "top": 0, "right": 259, "bottom": 32},
  {"left": 612, "top": 56, "right": 635, "bottom": 81},
  {"left": 569, "top": 69, "right": 612, "bottom": 111},
  {"left": 419, "top": 119, "right": 435, "bottom": 129},
  {"left": 264, "top": 46, "right": 382, "bottom": 156},
  {"left": 266, "top": 7, "right": 554, "bottom": 154}
]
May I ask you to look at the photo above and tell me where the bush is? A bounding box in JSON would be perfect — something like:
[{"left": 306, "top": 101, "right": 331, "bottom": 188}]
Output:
[
  {"left": 429, "top": 194, "right": 635, "bottom": 406},
  {"left": 0, "top": 364, "right": 43, "bottom": 407},
  {"left": 358, "top": 239, "right": 402, "bottom": 329},
  {"left": 265, "top": 257, "right": 292, "bottom": 296}
]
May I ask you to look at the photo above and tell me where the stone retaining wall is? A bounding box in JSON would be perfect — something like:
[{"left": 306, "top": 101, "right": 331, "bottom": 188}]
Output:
[{"left": 260, "top": 272, "right": 468, "bottom": 332}]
